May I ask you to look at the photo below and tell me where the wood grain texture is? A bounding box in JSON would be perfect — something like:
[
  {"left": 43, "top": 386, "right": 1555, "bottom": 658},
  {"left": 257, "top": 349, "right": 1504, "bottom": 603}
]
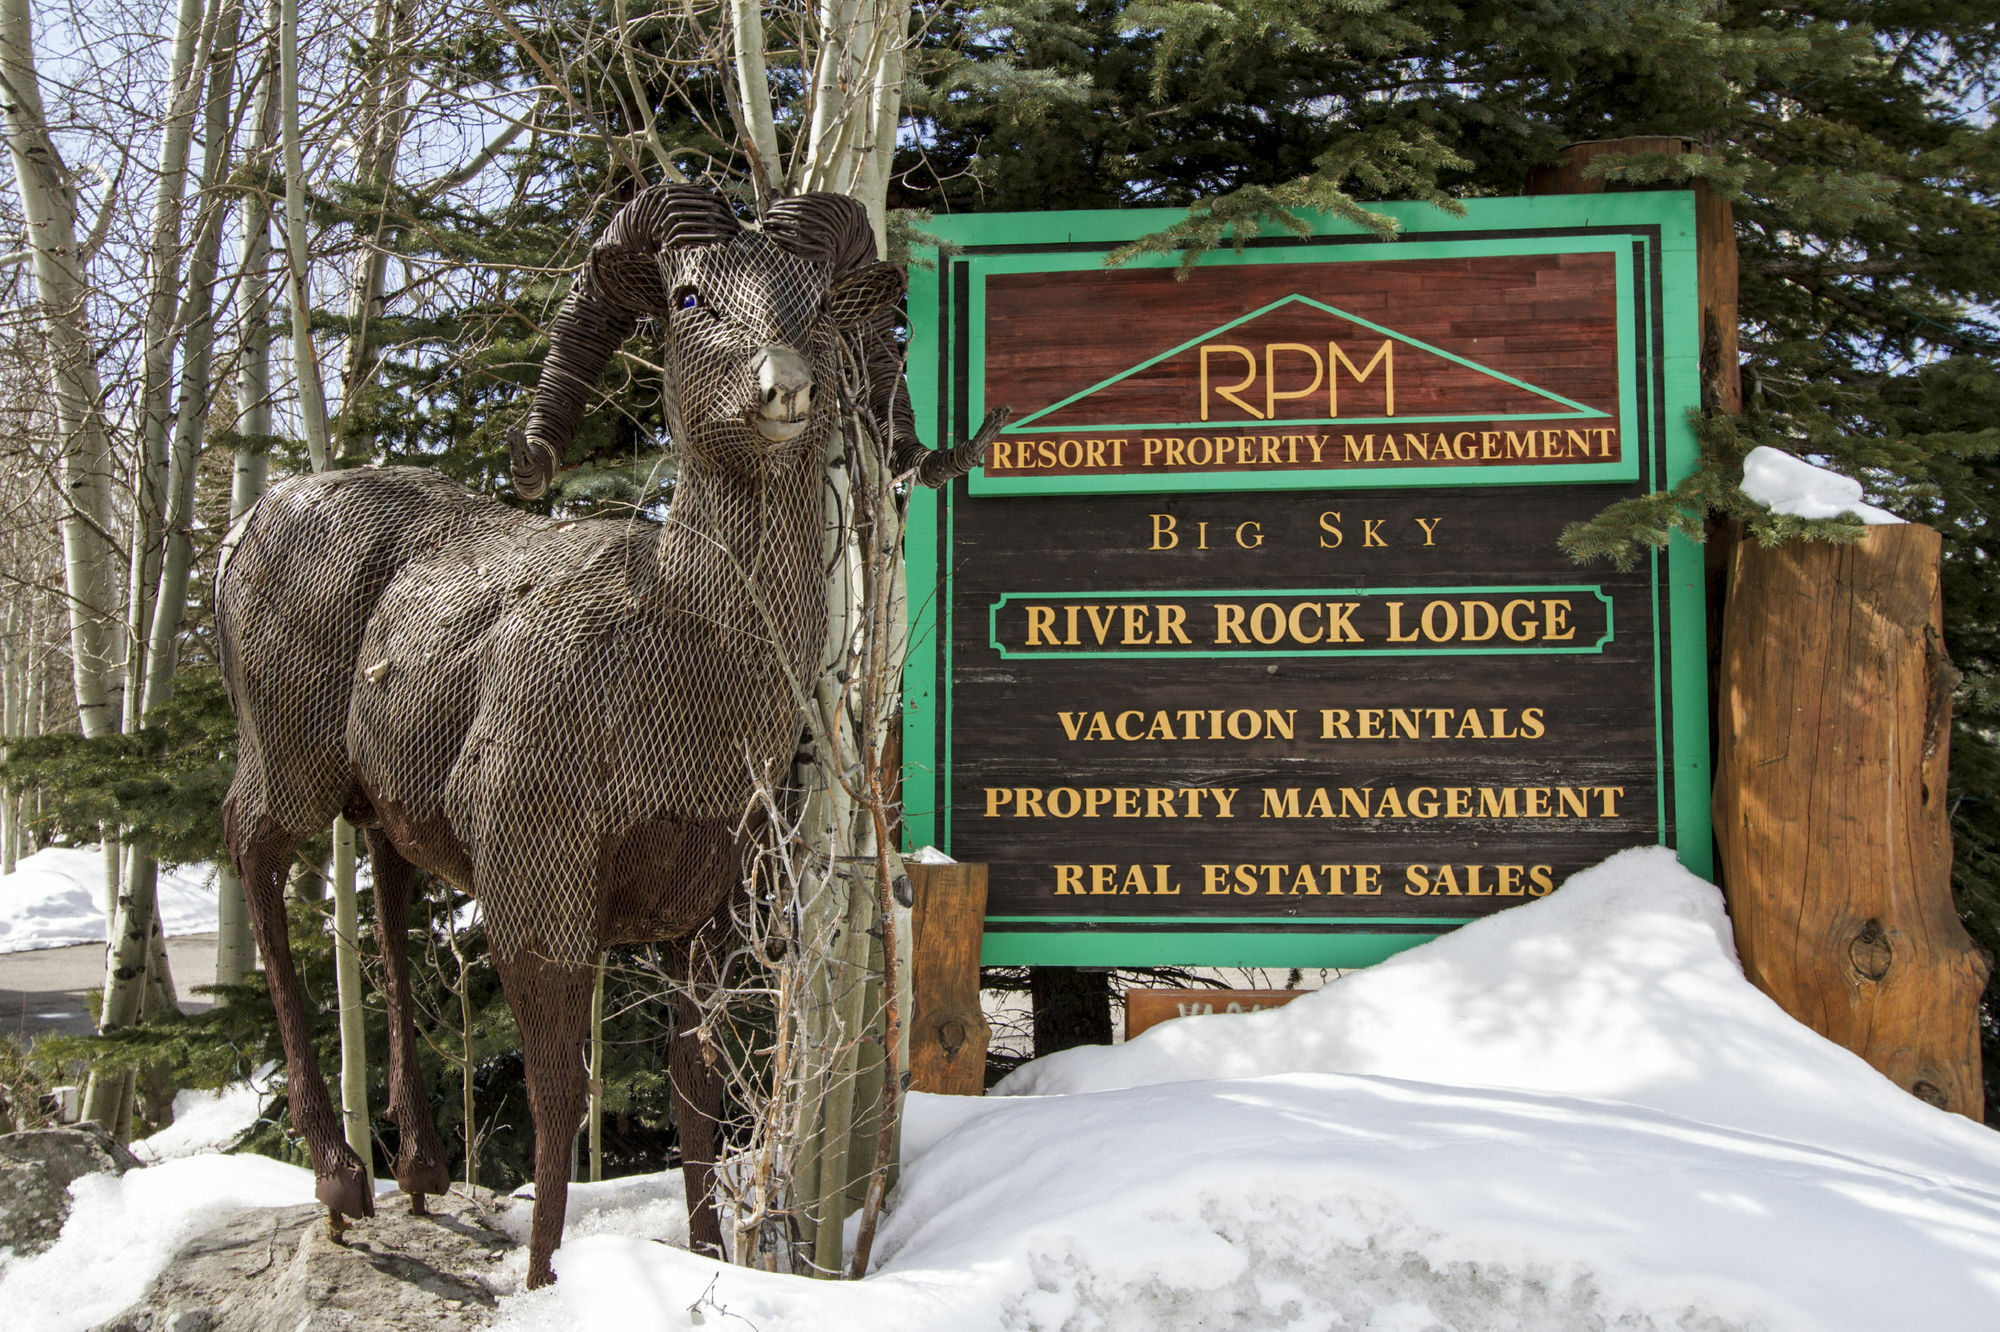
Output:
[
  {"left": 1125, "top": 988, "right": 1307, "bottom": 1039},
  {"left": 907, "top": 863, "right": 991, "bottom": 1096},
  {"left": 1713, "top": 525, "right": 1988, "bottom": 1119},
  {"left": 1524, "top": 138, "right": 1737, "bottom": 413}
]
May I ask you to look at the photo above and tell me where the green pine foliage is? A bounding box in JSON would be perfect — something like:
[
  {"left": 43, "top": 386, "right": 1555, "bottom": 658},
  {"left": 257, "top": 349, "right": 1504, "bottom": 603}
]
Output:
[{"left": 3, "top": 669, "right": 238, "bottom": 866}]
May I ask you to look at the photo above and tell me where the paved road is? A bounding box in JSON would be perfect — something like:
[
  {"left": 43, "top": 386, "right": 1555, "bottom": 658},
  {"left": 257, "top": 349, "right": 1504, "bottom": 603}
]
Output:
[{"left": 1, "top": 934, "right": 220, "bottom": 1042}]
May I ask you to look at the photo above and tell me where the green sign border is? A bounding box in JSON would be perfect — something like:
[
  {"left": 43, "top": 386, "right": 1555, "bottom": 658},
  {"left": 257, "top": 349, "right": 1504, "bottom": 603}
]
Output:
[{"left": 901, "top": 194, "right": 1710, "bottom": 968}]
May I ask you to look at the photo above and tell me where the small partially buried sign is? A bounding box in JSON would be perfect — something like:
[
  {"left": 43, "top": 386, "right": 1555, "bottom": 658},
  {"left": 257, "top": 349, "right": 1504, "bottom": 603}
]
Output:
[
  {"left": 1125, "top": 989, "right": 1307, "bottom": 1040},
  {"left": 904, "top": 195, "right": 1710, "bottom": 967}
]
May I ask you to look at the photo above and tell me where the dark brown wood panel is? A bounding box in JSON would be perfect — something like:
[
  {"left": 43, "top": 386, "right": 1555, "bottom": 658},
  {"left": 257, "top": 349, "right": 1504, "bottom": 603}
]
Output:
[{"left": 942, "top": 485, "right": 1667, "bottom": 924}]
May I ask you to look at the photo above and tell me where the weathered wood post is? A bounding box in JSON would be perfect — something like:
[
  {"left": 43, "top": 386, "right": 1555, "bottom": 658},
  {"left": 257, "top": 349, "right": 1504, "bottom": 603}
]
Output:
[
  {"left": 1528, "top": 139, "right": 1986, "bottom": 1117},
  {"left": 1714, "top": 529, "right": 1987, "bottom": 1117},
  {"left": 908, "top": 863, "right": 990, "bottom": 1095}
]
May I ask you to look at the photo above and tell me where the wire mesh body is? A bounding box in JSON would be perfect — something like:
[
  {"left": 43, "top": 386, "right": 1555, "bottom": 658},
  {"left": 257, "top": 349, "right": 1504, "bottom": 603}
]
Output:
[
  {"left": 212, "top": 187, "right": 996, "bottom": 1288},
  {"left": 220, "top": 460, "right": 811, "bottom": 965}
]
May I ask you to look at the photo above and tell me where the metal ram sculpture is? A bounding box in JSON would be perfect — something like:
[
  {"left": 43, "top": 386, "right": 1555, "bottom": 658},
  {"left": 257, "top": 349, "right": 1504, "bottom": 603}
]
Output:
[{"left": 217, "top": 186, "right": 1001, "bottom": 1288}]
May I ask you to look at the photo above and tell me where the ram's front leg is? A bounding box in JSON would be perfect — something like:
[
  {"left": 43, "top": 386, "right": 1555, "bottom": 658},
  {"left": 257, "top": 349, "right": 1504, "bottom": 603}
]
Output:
[{"left": 497, "top": 949, "right": 595, "bottom": 1288}]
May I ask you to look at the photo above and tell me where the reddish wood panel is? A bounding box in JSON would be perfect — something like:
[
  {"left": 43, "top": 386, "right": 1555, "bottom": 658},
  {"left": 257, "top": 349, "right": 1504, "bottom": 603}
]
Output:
[
  {"left": 1125, "top": 989, "right": 1308, "bottom": 1039},
  {"left": 981, "top": 253, "right": 1621, "bottom": 479}
]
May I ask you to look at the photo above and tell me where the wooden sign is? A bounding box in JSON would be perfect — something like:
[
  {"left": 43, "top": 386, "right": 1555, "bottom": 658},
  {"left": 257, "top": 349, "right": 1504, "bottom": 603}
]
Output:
[
  {"left": 1124, "top": 989, "right": 1307, "bottom": 1040},
  {"left": 904, "top": 196, "right": 1709, "bottom": 967}
]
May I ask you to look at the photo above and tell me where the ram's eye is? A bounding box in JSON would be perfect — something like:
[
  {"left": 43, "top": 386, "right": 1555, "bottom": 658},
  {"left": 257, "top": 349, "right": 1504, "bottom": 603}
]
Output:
[{"left": 672, "top": 285, "right": 700, "bottom": 312}]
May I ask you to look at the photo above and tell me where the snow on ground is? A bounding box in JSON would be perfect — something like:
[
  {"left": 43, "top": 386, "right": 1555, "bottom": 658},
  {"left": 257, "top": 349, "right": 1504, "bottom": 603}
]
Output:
[
  {"left": 1740, "top": 445, "right": 1904, "bottom": 524},
  {"left": 130, "top": 1075, "right": 272, "bottom": 1164},
  {"left": 0, "top": 1153, "right": 321, "bottom": 1328},
  {"left": 10, "top": 848, "right": 2000, "bottom": 1330},
  {"left": 0, "top": 846, "right": 219, "bottom": 953},
  {"left": 500, "top": 847, "right": 2000, "bottom": 1331}
]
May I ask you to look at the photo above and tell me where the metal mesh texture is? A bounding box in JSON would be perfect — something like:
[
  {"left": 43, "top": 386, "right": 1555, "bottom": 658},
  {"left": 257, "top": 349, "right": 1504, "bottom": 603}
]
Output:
[
  {"left": 219, "top": 188, "right": 931, "bottom": 969},
  {"left": 213, "top": 187, "right": 993, "bottom": 1281}
]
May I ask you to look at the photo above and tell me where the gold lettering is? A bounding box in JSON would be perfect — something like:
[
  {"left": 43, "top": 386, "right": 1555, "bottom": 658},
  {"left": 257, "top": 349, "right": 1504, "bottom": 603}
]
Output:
[
  {"left": 1201, "top": 344, "right": 1263, "bottom": 420},
  {"left": 1026, "top": 605, "right": 1059, "bottom": 645},
  {"left": 1215, "top": 603, "right": 1249, "bottom": 644},
  {"left": 1385, "top": 601, "right": 1419, "bottom": 643},
  {"left": 1264, "top": 343, "right": 1325, "bottom": 419},
  {"left": 1544, "top": 599, "right": 1575, "bottom": 641},
  {"left": 1329, "top": 339, "right": 1394, "bottom": 417}
]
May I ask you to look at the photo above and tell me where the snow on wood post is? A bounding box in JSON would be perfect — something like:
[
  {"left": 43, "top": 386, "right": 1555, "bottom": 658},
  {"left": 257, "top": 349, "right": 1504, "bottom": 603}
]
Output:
[
  {"left": 1712, "top": 524, "right": 1987, "bottom": 1119},
  {"left": 907, "top": 862, "right": 989, "bottom": 1096}
]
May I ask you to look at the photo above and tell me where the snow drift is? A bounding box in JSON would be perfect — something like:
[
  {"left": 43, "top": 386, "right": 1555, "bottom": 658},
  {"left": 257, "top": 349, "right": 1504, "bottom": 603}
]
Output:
[
  {"left": 7, "top": 848, "right": 1998, "bottom": 1331},
  {"left": 501, "top": 847, "right": 2000, "bottom": 1330},
  {"left": 0, "top": 846, "right": 218, "bottom": 953},
  {"left": 1740, "top": 445, "right": 1903, "bottom": 525}
]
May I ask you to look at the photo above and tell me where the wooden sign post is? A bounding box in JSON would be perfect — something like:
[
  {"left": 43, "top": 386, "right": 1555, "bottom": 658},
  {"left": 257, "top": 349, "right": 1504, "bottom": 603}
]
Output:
[
  {"left": 907, "top": 862, "right": 992, "bottom": 1095},
  {"left": 904, "top": 196, "right": 1709, "bottom": 967},
  {"left": 1714, "top": 528, "right": 1988, "bottom": 1118}
]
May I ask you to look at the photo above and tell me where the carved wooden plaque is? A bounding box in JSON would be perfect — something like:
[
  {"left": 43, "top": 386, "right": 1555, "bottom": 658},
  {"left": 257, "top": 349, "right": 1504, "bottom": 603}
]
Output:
[{"left": 905, "top": 196, "right": 1709, "bottom": 967}]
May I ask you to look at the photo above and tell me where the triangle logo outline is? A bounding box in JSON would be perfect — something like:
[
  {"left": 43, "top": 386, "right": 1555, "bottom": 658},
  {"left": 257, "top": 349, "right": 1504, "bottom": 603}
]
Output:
[{"left": 1005, "top": 293, "right": 1612, "bottom": 433}]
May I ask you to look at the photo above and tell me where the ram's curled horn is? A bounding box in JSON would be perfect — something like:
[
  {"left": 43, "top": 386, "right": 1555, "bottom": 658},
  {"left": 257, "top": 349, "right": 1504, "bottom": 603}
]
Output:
[
  {"left": 760, "top": 192, "right": 878, "bottom": 274},
  {"left": 516, "top": 187, "right": 747, "bottom": 500}
]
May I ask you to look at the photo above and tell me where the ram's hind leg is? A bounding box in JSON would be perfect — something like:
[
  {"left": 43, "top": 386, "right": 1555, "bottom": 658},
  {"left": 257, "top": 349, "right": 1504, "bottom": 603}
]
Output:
[
  {"left": 497, "top": 950, "right": 594, "bottom": 1289},
  {"left": 226, "top": 804, "right": 373, "bottom": 1228},
  {"left": 368, "top": 829, "right": 451, "bottom": 1212}
]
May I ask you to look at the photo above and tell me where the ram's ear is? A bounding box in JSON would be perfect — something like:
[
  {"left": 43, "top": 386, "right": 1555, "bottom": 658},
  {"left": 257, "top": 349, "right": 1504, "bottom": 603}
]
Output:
[
  {"left": 589, "top": 243, "right": 672, "bottom": 316},
  {"left": 828, "top": 261, "right": 904, "bottom": 329}
]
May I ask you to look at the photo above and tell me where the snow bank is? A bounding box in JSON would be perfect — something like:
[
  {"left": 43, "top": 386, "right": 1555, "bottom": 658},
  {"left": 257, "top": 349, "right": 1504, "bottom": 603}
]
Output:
[
  {"left": 497, "top": 847, "right": 2000, "bottom": 1331},
  {"left": 0, "top": 1154, "right": 319, "bottom": 1330},
  {"left": 131, "top": 1078, "right": 270, "bottom": 1164},
  {"left": 1741, "top": 445, "right": 1903, "bottom": 524},
  {"left": 15, "top": 849, "right": 2000, "bottom": 1330},
  {"left": 0, "top": 846, "right": 218, "bottom": 953}
]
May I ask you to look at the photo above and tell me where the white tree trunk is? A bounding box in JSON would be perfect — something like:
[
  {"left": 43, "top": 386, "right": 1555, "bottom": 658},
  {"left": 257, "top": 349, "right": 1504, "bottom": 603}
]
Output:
[
  {"left": 2, "top": 593, "right": 20, "bottom": 877},
  {"left": 726, "top": 0, "right": 782, "bottom": 201},
  {"left": 279, "top": 0, "right": 330, "bottom": 470},
  {"left": 331, "top": 816, "right": 373, "bottom": 1174},
  {"left": 794, "top": 1, "right": 907, "bottom": 254},
  {"left": 335, "top": 0, "right": 413, "bottom": 428},
  {"left": 126, "top": 0, "right": 217, "bottom": 735},
  {"left": 215, "top": 5, "right": 279, "bottom": 990},
  {"left": 232, "top": 0, "right": 280, "bottom": 522},
  {"left": 0, "top": 0, "right": 122, "bottom": 743}
]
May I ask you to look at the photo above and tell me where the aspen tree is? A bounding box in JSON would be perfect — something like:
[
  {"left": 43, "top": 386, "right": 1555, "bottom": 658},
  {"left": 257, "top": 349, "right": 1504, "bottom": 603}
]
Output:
[{"left": 0, "top": 0, "right": 121, "bottom": 742}]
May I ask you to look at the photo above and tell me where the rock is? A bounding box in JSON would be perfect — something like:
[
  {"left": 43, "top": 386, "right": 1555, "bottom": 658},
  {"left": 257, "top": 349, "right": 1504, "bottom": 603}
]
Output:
[
  {"left": 93, "top": 1187, "right": 525, "bottom": 1332},
  {"left": 0, "top": 1122, "right": 143, "bottom": 1257}
]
